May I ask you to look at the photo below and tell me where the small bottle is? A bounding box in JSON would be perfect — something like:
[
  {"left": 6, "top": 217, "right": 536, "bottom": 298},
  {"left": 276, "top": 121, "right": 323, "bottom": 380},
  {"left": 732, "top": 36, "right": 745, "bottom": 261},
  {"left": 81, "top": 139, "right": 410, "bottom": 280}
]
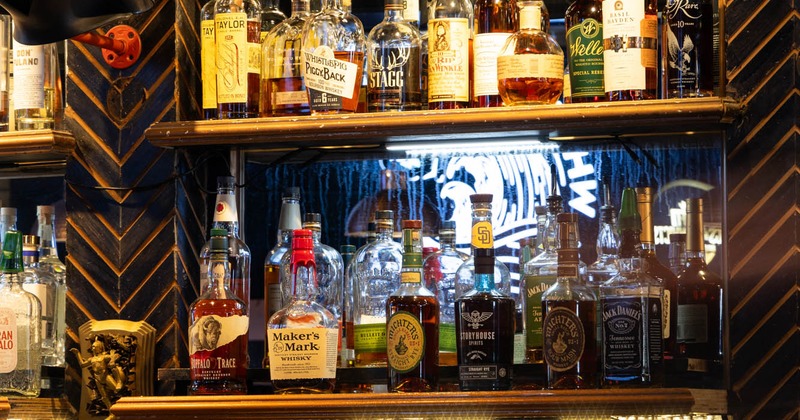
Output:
[
  {"left": 541, "top": 213, "right": 598, "bottom": 389},
  {"left": 260, "top": 0, "right": 312, "bottom": 117},
  {"left": 497, "top": 1, "right": 564, "bottom": 106},
  {"left": 268, "top": 229, "right": 338, "bottom": 394},
  {"left": 21, "top": 235, "right": 59, "bottom": 367},
  {"left": 259, "top": 0, "right": 287, "bottom": 40},
  {"left": 427, "top": 0, "right": 473, "bottom": 109},
  {"left": 214, "top": 0, "right": 262, "bottom": 118},
  {"left": 201, "top": 0, "right": 217, "bottom": 119},
  {"left": 662, "top": 0, "right": 714, "bottom": 98},
  {"left": 366, "top": 0, "right": 422, "bottom": 112},
  {"left": 36, "top": 205, "right": 66, "bottom": 368},
  {"left": 668, "top": 233, "right": 687, "bottom": 275},
  {"left": 602, "top": 0, "right": 658, "bottom": 100},
  {"left": 472, "top": 0, "right": 517, "bottom": 107},
  {"left": 386, "top": 219, "right": 439, "bottom": 392},
  {"left": 565, "top": 0, "right": 605, "bottom": 102},
  {"left": 12, "top": 37, "right": 60, "bottom": 130},
  {"left": 189, "top": 228, "right": 248, "bottom": 395},
  {"left": 455, "top": 194, "right": 515, "bottom": 391},
  {"left": 301, "top": 0, "right": 366, "bottom": 114}
]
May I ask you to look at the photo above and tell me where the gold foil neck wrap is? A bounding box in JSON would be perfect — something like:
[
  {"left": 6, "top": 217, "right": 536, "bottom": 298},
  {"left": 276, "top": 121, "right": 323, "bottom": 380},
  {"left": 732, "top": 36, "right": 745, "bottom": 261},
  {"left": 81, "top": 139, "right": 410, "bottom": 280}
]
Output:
[
  {"left": 636, "top": 186, "right": 655, "bottom": 244},
  {"left": 685, "top": 198, "right": 704, "bottom": 253}
]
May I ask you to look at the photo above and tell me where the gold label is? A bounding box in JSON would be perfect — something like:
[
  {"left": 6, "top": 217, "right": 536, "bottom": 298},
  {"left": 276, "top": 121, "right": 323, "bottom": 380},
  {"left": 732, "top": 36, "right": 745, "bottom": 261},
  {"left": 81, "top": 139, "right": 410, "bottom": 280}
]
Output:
[
  {"left": 427, "top": 18, "right": 470, "bottom": 103},
  {"left": 267, "top": 327, "right": 338, "bottom": 380},
  {"left": 215, "top": 12, "right": 248, "bottom": 104},
  {"left": 662, "top": 289, "right": 671, "bottom": 339},
  {"left": 247, "top": 41, "right": 261, "bottom": 74},
  {"left": 401, "top": 271, "right": 422, "bottom": 283},
  {"left": 189, "top": 314, "right": 249, "bottom": 355},
  {"left": 387, "top": 311, "right": 425, "bottom": 373},
  {"left": 471, "top": 221, "right": 494, "bottom": 249},
  {"left": 201, "top": 19, "right": 216, "bottom": 109}
]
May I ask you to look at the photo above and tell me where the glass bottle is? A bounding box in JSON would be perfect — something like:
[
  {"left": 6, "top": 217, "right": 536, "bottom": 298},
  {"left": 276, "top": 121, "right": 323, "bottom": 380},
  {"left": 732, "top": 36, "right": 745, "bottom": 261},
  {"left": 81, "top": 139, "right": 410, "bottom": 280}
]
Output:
[
  {"left": 200, "top": 176, "right": 251, "bottom": 313},
  {"left": 427, "top": 0, "right": 473, "bottom": 109},
  {"left": 455, "top": 195, "right": 514, "bottom": 391},
  {"left": 366, "top": 0, "right": 422, "bottom": 112},
  {"left": 214, "top": 0, "right": 262, "bottom": 118},
  {"left": 36, "top": 205, "right": 66, "bottom": 368},
  {"left": 541, "top": 212, "right": 597, "bottom": 389},
  {"left": 301, "top": 0, "right": 366, "bottom": 114},
  {"left": 339, "top": 244, "right": 356, "bottom": 366},
  {"left": 587, "top": 188, "right": 619, "bottom": 352},
  {"left": 668, "top": 233, "right": 687, "bottom": 275},
  {"left": 259, "top": 0, "right": 287, "bottom": 40},
  {"left": 268, "top": 229, "right": 338, "bottom": 393},
  {"left": 497, "top": 1, "right": 564, "bottom": 106},
  {"left": 0, "top": 207, "right": 16, "bottom": 249},
  {"left": 189, "top": 228, "right": 248, "bottom": 395},
  {"left": 201, "top": 0, "right": 217, "bottom": 119},
  {"left": 565, "top": 0, "right": 605, "bottom": 102},
  {"left": 260, "top": 0, "right": 312, "bottom": 117},
  {"left": 20, "top": 235, "right": 58, "bottom": 367},
  {"left": 602, "top": 0, "right": 658, "bottom": 100},
  {"left": 662, "top": 0, "right": 714, "bottom": 98},
  {"left": 472, "top": 0, "right": 517, "bottom": 107},
  {"left": 12, "top": 38, "right": 59, "bottom": 130},
  {"left": 386, "top": 219, "right": 438, "bottom": 392},
  {"left": 534, "top": 204, "right": 547, "bottom": 255},
  {"left": 342, "top": 221, "right": 376, "bottom": 368}
]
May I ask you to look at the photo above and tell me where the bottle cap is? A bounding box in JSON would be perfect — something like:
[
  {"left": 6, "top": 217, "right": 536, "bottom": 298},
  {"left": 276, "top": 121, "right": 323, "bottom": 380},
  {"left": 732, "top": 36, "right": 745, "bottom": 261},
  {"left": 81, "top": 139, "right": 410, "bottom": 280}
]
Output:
[
  {"left": 686, "top": 198, "right": 703, "bottom": 213},
  {"left": 375, "top": 210, "right": 393, "bottom": 220},
  {"left": 0, "top": 207, "right": 16, "bottom": 217},
  {"left": 22, "top": 235, "right": 39, "bottom": 246},
  {"left": 440, "top": 220, "right": 456, "bottom": 230},
  {"left": 291, "top": 229, "right": 314, "bottom": 250},
  {"left": 37, "top": 205, "right": 55, "bottom": 217},
  {"left": 340, "top": 244, "right": 356, "bottom": 254},
  {"left": 209, "top": 228, "right": 229, "bottom": 251},
  {"left": 470, "top": 194, "right": 492, "bottom": 204},
  {"left": 402, "top": 219, "right": 422, "bottom": 229},
  {"left": 617, "top": 188, "right": 641, "bottom": 233},
  {"left": 303, "top": 212, "right": 321, "bottom": 223},
  {"left": 556, "top": 212, "right": 577, "bottom": 223},
  {"left": 217, "top": 176, "right": 235, "bottom": 189},
  {"left": 282, "top": 187, "right": 301, "bottom": 200},
  {"left": 635, "top": 186, "right": 655, "bottom": 204}
]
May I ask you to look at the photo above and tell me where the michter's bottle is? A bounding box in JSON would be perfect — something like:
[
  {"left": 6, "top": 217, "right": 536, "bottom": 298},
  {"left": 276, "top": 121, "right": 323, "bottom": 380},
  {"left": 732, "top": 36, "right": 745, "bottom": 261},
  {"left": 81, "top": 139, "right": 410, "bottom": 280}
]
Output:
[
  {"left": 201, "top": 0, "right": 217, "bottom": 119},
  {"left": 455, "top": 194, "right": 515, "bottom": 391},
  {"left": 565, "top": 0, "right": 605, "bottom": 102},
  {"left": 602, "top": 0, "right": 658, "bottom": 100},
  {"left": 189, "top": 229, "right": 249, "bottom": 395},
  {"left": 268, "top": 229, "right": 338, "bottom": 393},
  {"left": 214, "top": 0, "right": 261, "bottom": 118},
  {"left": 427, "top": 0, "right": 473, "bottom": 109},
  {"left": 662, "top": 0, "right": 713, "bottom": 98},
  {"left": 472, "top": 0, "right": 517, "bottom": 107},
  {"left": 541, "top": 213, "right": 597, "bottom": 389}
]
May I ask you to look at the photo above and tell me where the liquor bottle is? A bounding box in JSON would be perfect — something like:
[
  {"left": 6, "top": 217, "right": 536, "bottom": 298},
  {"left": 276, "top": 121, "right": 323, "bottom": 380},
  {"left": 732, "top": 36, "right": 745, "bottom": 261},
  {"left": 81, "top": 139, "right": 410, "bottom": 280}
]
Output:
[
  {"left": 260, "top": 0, "right": 312, "bottom": 117},
  {"left": 189, "top": 228, "right": 248, "bottom": 395},
  {"left": 472, "top": 0, "right": 517, "bottom": 107},
  {"left": 565, "top": 0, "right": 605, "bottom": 102},
  {"left": 259, "top": 0, "right": 287, "bottom": 40},
  {"left": 342, "top": 221, "right": 375, "bottom": 368},
  {"left": 263, "top": 187, "right": 302, "bottom": 367},
  {"left": 366, "top": 0, "right": 422, "bottom": 111},
  {"left": 675, "top": 198, "right": 723, "bottom": 378},
  {"left": 0, "top": 207, "right": 16, "bottom": 248},
  {"left": 423, "top": 220, "right": 468, "bottom": 367},
  {"left": 214, "top": 0, "right": 261, "bottom": 119},
  {"left": 662, "top": 0, "right": 714, "bottom": 98},
  {"left": 427, "top": 0, "right": 472, "bottom": 109},
  {"left": 201, "top": 0, "right": 217, "bottom": 119},
  {"left": 386, "top": 219, "right": 438, "bottom": 392},
  {"left": 36, "top": 205, "right": 66, "bottom": 368},
  {"left": 352, "top": 210, "right": 402, "bottom": 367},
  {"left": 301, "top": 0, "right": 366, "bottom": 114},
  {"left": 668, "top": 233, "right": 687, "bottom": 275},
  {"left": 602, "top": 0, "right": 658, "bottom": 100},
  {"left": 20, "top": 235, "right": 59, "bottom": 367},
  {"left": 200, "top": 176, "right": 251, "bottom": 312},
  {"left": 0, "top": 16, "right": 8, "bottom": 132},
  {"left": 534, "top": 205, "right": 547, "bottom": 254},
  {"left": 268, "top": 229, "right": 338, "bottom": 393},
  {"left": 541, "top": 212, "right": 597, "bottom": 389},
  {"left": 339, "top": 244, "right": 356, "bottom": 366},
  {"left": 497, "top": 1, "right": 564, "bottom": 106},
  {"left": 587, "top": 188, "right": 619, "bottom": 350},
  {"left": 455, "top": 195, "right": 514, "bottom": 391},
  {"left": 12, "top": 38, "right": 59, "bottom": 130}
]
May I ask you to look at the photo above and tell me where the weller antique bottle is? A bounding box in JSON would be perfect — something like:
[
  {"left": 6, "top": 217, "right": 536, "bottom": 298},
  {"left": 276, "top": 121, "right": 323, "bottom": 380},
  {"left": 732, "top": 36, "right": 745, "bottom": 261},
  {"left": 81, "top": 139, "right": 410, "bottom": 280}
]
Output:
[{"left": 565, "top": 0, "right": 605, "bottom": 102}]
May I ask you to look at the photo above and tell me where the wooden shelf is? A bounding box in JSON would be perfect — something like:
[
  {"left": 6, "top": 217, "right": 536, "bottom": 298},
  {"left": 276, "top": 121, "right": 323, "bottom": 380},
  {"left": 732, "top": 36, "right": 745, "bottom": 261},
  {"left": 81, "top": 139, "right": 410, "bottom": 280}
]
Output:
[{"left": 0, "top": 130, "right": 75, "bottom": 177}]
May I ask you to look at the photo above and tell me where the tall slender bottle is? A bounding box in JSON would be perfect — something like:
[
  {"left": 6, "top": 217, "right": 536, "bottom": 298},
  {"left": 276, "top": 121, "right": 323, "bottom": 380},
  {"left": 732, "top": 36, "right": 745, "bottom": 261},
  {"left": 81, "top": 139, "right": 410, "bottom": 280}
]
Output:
[
  {"left": 602, "top": 0, "right": 658, "bottom": 100},
  {"left": 214, "top": 0, "right": 262, "bottom": 118},
  {"left": 565, "top": 0, "right": 605, "bottom": 102},
  {"left": 259, "top": 0, "right": 287, "bottom": 40},
  {"left": 427, "top": 0, "right": 473, "bottom": 109},
  {"left": 339, "top": 244, "right": 356, "bottom": 366},
  {"left": 662, "top": 0, "right": 714, "bottom": 98},
  {"left": 268, "top": 229, "right": 338, "bottom": 394},
  {"left": 201, "top": 0, "right": 218, "bottom": 119},
  {"left": 455, "top": 194, "right": 515, "bottom": 391},
  {"left": 386, "top": 219, "right": 439, "bottom": 392},
  {"left": 189, "top": 228, "right": 248, "bottom": 395},
  {"left": 36, "top": 205, "right": 66, "bottom": 368},
  {"left": 587, "top": 187, "right": 619, "bottom": 350},
  {"left": 301, "top": 0, "right": 366, "bottom": 114},
  {"left": 342, "top": 221, "right": 376, "bottom": 368},
  {"left": 472, "top": 0, "right": 517, "bottom": 107},
  {"left": 21, "top": 235, "right": 59, "bottom": 367},
  {"left": 12, "top": 38, "right": 59, "bottom": 130},
  {"left": 0, "top": 207, "right": 16, "bottom": 253}
]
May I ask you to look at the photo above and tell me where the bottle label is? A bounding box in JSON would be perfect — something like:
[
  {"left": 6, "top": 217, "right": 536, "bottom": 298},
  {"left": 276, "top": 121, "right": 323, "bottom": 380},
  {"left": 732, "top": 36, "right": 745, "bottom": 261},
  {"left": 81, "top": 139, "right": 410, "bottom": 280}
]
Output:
[
  {"left": 427, "top": 18, "right": 470, "bottom": 103},
  {"left": 274, "top": 90, "right": 308, "bottom": 106},
  {"left": 602, "top": 0, "right": 657, "bottom": 92},
  {"left": 524, "top": 274, "right": 557, "bottom": 350},
  {"left": 566, "top": 18, "right": 605, "bottom": 98},
  {"left": 0, "top": 307, "right": 17, "bottom": 373},
  {"left": 12, "top": 44, "right": 46, "bottom": 109},
  {"left": 662, "top": 289, "right": 671, "bottom": 339},
  {"left": 601, "top": 297, "right": 644, "bottom": 375},
  {"left": 247, "top": 40, "right": 261, "bottom": 74},
  {"left": 303, "top": 46, "right": 360, "bottom": 110},
  {"left": 402, "top": 0, "right": 420, "bottom": 22},
  {"left": 368, "top": 43, "right": 421, "bottom": 109},
  {"left": 677, "top": 303, "right": 708, "bottom": 343},
  {"left": 213, "top": 193, "right": 238, "bottom": 223},
  {"left": 267, "top": 327, "right": 338, "bottom": 380},
  {"left": 543, "top": 306, "right": 584, "bottom": 371},
  {"left": 663, "top": 0, "right": 705, "bottom": 93},
  {"left": 387, "top": 311, "right": 425, "bottom": 373},
  {"left": 439, "top": 322, "right": 456, "bottom": 353},
  {"left": 497, "top": 54, "right": 564, "bottom": 80},
  {"left": 189, "top": 313, "right": 248, "bottom": 382},
  {"left": 473, "top": 33, "right": 511, "bottom": 98},
  {"left": 354, "top": 322, "right": 386, "bottom": 352},
  {"left": 215, "top": 12, "right": 248, "bottom": 104},
  {"left": 201, "top": 19, "right": 216, "bottom": 110},
  {"left": 471, "top": 221, "right": 494, "bottom": 249},
  {"left": 189, "top": 314, "right": 249, "bottom": 355},
  {"left": 401, "top": 271, "right": 422, "bottom": 284},
  {"left": 647, "top": 296, "right": 663, "bottom": 366},
  {"left": 459, "top": 365, "right": 504, "bottom": 381}
]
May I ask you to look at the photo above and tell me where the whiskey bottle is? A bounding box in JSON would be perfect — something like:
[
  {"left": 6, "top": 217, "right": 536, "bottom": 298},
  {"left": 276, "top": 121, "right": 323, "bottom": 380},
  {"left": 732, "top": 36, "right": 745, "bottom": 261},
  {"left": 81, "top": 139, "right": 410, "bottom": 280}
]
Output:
[
  {"left": 21, "top": 235, "right": 59, "bottom": 367},
  {"left": 427, "top": 0, "right": 472, "bottom": 109},
  {"left": 301, "top": 0, "right": 366, "bottom": 114},
  {"left": 602, "top": 0, "right": 658, "bottom": 100},
  {"left": 497, "top": 1, "right": 564, "bottom": 106},
  {"left": 260, "top": 0, "right": 312, "bottom": 117},
  {"left": 386, "top": 219, "right": 439, "bottom": 392},
  {"left": 662, "top": 0, "right": 714, "bottom": 98},
  {"left": 12, "top": 39, "right": 59, "bottom": 130},
  {"left": 268, "top": 229, "right": 338, "bottom": 393},
  {"left": 189, "top": 228, "right": 248, "bottom": 395},
  {"left": 455, "top": 195, "right": 514, "bottom": 391},
  {"left": 541, "top": 213, "right": 597, "bottom": 389},
  {"left": 587, "top": 187, "right": 619, "bottom": 351},
  {"left": 259, "top": 0, "right": 286, "bottom": 40},
  {"left": 36, "top": 205, "right": 66, "bottom": 367},
  {"left": 342, "top": 221, "right": 375, "bottom": 368},
  {"left": 214, "top": 0, "right": 261, "bottom": 118},
  {"left": 668, "top": 233, "right": 687, "bottom": 275},
  {"left": 366, "top": 0, "right": 422, "bottom": 111},
  {"left": 201, "top": 0, "right": 217, "bottom": 119},
  {"left": 565, "top": 0, "right": 605, "bottom": 102},
  {"left": 473, "top": 0, "right": 517, "bottom": 107}
]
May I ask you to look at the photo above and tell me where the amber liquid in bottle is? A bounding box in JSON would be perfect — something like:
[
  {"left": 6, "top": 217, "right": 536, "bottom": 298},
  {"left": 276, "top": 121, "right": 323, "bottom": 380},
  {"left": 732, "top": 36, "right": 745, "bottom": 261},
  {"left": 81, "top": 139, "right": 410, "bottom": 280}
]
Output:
[
  {"left": 473, "top": 0, "right": 517, "bottom": 107},
  {"left": 386, "top": 294, "right": 439, "bottom": 392},
  {"left": 189, "top": 299, "right": 249, "bottom": 394},
  {"left": 265, "top": 77, "right": 310, "bottom": 116},
  {"left": 218, "top": 20, "right": 261, "bottom": 118},
  {"left": 542, "top": 299, "right": 598, "bottom": 389}
]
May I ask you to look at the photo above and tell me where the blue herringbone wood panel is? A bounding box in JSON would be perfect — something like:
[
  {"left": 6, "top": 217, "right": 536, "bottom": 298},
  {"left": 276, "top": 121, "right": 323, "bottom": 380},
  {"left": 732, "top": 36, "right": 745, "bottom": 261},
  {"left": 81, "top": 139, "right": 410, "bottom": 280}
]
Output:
[{"left": 725, "top": 0, "right": 800, "bottom": 418}]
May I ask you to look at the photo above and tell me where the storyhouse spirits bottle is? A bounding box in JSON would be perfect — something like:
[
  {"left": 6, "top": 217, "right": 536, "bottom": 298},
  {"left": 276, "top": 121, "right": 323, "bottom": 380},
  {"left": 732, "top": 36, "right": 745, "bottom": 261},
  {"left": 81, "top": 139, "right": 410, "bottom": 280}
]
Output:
[
  {"left": 12, "top": 39, "right": 59, "bottom": 130},
  {"left": 21, "top": 235, "right": 59, "bottom": 367},
  {"left": 261, "top": 0, "right": 311, "bottom": 117},
  {"left": 386, "top": 220, "right": 439, "bottom": 392},
  {"left": 189, "top": 229, "right": 248, "bottom": 395},
  {"left": 565, "top": 0, "right": 605, "bottom": 102},
  {"left": 602, "top": 0, "right": 658, "bottom": 100},
  {"left": 201, "top": 0, "right": 217, "bottom": 119},
  {"left": 268, "top": 229, "right": 339, "bottom": 393},
  {"left": 214, "top": 0, "right": 261, "bottom": 118},
  {"left": 662, "top": 0, "right": 713, "bottom": 98},
  {"left": 36, "top": 205, "right": 66, "bottom": 367},
  {"left": 473, "top": 0, "right": 517, "bottom": 107},
  {"left": 427, "top": 0, "right": 472, "bottom": 109}
]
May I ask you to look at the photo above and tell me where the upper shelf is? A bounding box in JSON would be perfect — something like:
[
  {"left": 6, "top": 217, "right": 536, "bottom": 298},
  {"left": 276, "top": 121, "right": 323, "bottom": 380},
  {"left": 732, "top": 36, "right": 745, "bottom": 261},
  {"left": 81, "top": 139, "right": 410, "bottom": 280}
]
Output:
[{"left": 0, "top": 130, "right": 75, "bottom": 177}]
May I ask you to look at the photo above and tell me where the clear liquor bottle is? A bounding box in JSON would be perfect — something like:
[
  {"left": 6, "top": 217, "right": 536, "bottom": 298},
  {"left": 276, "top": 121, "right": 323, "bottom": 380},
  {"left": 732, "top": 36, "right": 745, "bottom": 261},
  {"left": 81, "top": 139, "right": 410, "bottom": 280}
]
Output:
[
  {"left": 342, "top": 221, "right": 376, "bottom": 369},
  {"left": 602, "top": 0, "right": 658, "bottom": 100},
  {"left": 587, "top": 188, "right": 619, "bottom": 353},
  {"left": 662, "top": 0, "right": 714, "bottom": 98},
  {"left": 0, "top": 207, "right": 16, "bottom": 250},
  {"left": 20, "top": 235, "right": 59, "bottom": 367},
  {"left": 339, "top": 244, "right": 356, "bottom": 366},
  {"left": 565, "top": 0, "right": 605, "bottom": 103},
  {"left": 268, "top": 229, "right": 338, "bottom": 393},
  {"left": 189, "top": 229, "right": 248, "bottom": 395},
  {"left": 36, "top": 205, "right": 66, "bottom": 368},
  {"left": 301, "top": 0, "right": 366, "bottom": 114},
  {"left": 201, "top": 0, "right": 217, "bottom": 119},
  {"left": 214, "top": 0, "right": 262, "bottom": 118},
  {"left": 366, "top": 0, "right": 422, "bottom": 112},
  {"left": 259, "top": 0, "right": 287, "bottom": 40},
  {"left": 12, "top": 39, "right": 60, "bottom": 130},
  {"left": 473, "top": 0, "right": 517, "bottom": 107},
  {"left": 260, "top": 0, "right": 311, "bottom": 117},
  {"left": 534, "top": 205, "right": 547, "bottom": 255},
  {"left": 387, "top": 219, "right": 438, "bottom": 392},
  {"left": 427, "top": 0, "right": 472, "bottom": 109}
]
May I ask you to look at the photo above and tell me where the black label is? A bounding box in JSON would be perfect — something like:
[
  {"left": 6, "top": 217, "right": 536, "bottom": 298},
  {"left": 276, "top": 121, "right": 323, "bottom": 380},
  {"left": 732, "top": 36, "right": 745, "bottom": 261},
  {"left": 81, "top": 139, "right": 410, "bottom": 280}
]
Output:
[{"left": 602, "top": 297, "right": 644, "bottom": 376}]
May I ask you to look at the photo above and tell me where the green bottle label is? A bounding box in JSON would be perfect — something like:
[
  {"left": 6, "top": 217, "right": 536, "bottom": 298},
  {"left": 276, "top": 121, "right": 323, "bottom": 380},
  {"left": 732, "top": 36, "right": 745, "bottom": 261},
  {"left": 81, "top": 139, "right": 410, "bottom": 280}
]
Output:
[
  {"left": 354, "top": 323, "right": 387, "bottom": 352},
  {"left": 439, "top": 322, "right": 456, "bottom": 353},
  {"left": 524, "top": 274, "right": 557, "bottom": 350},
  {"left": 566, "top": 18, "right": 605, "bottom": 98}
]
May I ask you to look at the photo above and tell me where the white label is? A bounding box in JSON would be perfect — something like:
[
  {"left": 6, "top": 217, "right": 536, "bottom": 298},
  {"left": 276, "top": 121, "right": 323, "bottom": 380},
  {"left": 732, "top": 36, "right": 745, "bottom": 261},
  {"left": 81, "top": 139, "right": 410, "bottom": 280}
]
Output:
[
  {"left": 677, "top": 303, "right": 707, "bottom": 343},
  {"left": 302, "top": 46, "right": 360, "bottom": 100},
  {"left": 602, "top": 0, "right": 647, "bottom": 91},
  {"left": 213, "top": 193, "right": 238, "bottom": 223},
  {"left": 274, "top": 90, "right": 308, "bottom": 106},
  {"left": 267, "top": 327, "right": 338, "bottom": 380},
  {"left": 215, "top": 12, "right": 248, "bottom": 104},
  {"left": 12, "top": 44, "right": 45, "bottom": 109},
  {"left": 0, "top": 308, "right": 17, "bottom": 373},
  {"left": 403, "top": 0, "right": 420, "bottom": 22},
  {"left": 473, "top": 33, "right": 511, "bottom": 97},
  {"left": 189, "top": 314, "right": 249, "bottom": 355},
  {"left": 428, "top": 18, "right": 470, "bottom": 103},
  {"left": 497, "top": 54, "right": 564, "bottom": 80}
]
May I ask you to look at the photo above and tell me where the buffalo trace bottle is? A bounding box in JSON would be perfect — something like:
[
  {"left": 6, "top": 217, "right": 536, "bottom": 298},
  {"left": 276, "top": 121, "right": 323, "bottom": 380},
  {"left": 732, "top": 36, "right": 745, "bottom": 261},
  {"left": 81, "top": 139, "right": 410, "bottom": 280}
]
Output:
[
  {"left": 189, "top": 229, "right": 248, "bottom": 395},
  {"left": 472, "top": 0, "right": 517, "bottom": 107},
  {"left": 260, "top": 0, "right": 312, "bottom": 117},
  {"left": 541, "top": 213, "right": 597, "bottom": 389},
  {"left": 602, "top": 0, "right": 658, "bottom": 100},
  {"left": 36, "top": 205, "right": 67, "bottom": 368},
  {"left": 301, "top": 0, "right": 366, "bottom": 114},
  {"left": 386, "top": 219, "right": 439, "bottom": 392},
  {"left": 214, "top": 0, "right": 261, "bottom": 118},
  {"left": 268, "top": 229, "right": 339, "bottom": 393},
  {"left": 201, "top": 0, "right": 217, "bottom": 119},
  {"left": 565, "top": 0, "right": 605, "bottom": 102},
  {"left": 366, "top": 0, "right": 422, "bottom": 111},
  {"left": 427, "top": 0, "right": 473, "bottom": 109},
  {"left": 662, "top": 0, "right": 714, "bottom": 98}
]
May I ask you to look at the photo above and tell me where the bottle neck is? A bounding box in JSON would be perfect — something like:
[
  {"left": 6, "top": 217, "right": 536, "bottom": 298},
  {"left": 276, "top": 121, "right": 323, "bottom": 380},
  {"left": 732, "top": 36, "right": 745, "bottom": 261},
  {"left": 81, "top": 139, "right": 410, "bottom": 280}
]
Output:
[
  {"left": 277, "top": 198, "right": 302, "bottom": 242},
  {"left": 519, "top": 3, "right": 542, "bottom": 31},
  {"left": 22, "top": 247, "right": 39, "bottom": 266},
  {"left": 291, "top": 0, "right": 311, "bottom": 15},
  {"left": 617, "top": 257, "right": 643, "bottom": 275},
  {"left": 375, "top": 223, "right": 395, "bottom": 241},
  {"left": 207, "top": 250, "right": 232, "bottom": 295},
  {"left": 291, "top": 249, "right": 317, "bottom": 299},
  {"left": 37, "top": 215, "right": 59, "bottom": 258},
  {"left": 212, "top": 191, "right": 240, "bottom": 237},
  {"left": 262, "top": 0, "right": 280, "bottom": 9},
  {"left": 0, "top": 215, "right": 17, "bottom": 233},
  {"left": 596, "top": 220, "right": 619, "bottom": 257},
  {"left": 439, "top": 233, "right": 456, "bottom": 251},
  {"left": 385, "top": 4, "right": 404, "bottom": 21}
]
